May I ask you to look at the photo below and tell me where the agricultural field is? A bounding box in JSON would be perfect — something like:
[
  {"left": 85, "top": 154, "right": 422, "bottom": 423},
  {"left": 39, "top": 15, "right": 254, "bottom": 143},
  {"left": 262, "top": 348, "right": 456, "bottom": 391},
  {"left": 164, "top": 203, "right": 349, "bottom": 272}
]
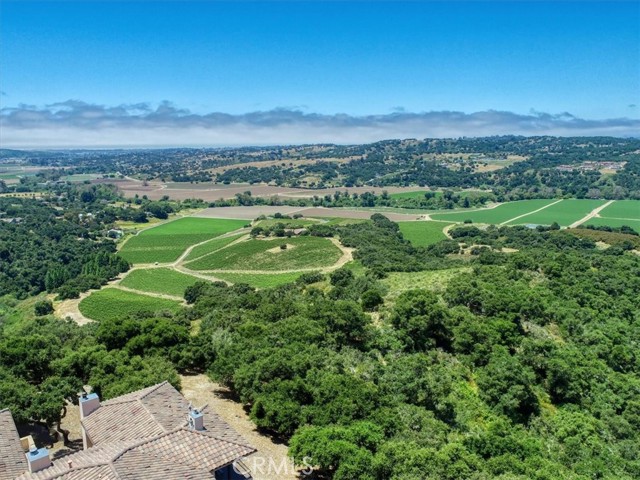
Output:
[
  {"left": 212, "top": 271, "right": 306, "bottom": 288},
  {"left": 119, "top": 268, "right": 203, "bottom": 297},
  {"left": 389, "top": 190, "right": 431, "bottom": 199},
  {"left": 183, "top": 234, "right": 244, "bottom": 262},
  {"left": 430, "top": 199, "right": 556, "bottom": 224},
  {"left": 61, "top": 173, "right": 103, "bottom": 182},
  {"left": 507, "top": 199, "right": 606, "bottom": 227},
  {"left": 78, "top": 288, "right": 182, "bottom": 322},
  {"left": 118, "top": 217, "right": 247, "bottom": 264},
  {"left": 323, "top": 217, "right": 368, "bottom": 226},
  {"left": 184, "top": 236, "right": 343, "bottom": 271},
  {"left": 595, "top": 200, "right": 640, "bottom": 221},
  {"left": 388, "top": 189, "right": 488, "bottom": 200},
  {"left": 585, "top": 217, "right": 640, "bottom": 231},
  {"left": 255, "top": 217, "right": 319, "bottom": 228},
  {"left": 565, "top": 228, "right": 640, "bottom": 249},
  {"left": 398, "top": 221, "right": 452, "bottom": 246}
]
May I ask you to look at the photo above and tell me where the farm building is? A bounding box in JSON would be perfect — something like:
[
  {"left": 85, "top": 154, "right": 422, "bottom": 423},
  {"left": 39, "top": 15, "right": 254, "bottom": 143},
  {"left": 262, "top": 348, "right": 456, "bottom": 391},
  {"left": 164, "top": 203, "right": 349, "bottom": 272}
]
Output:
[{"left": 0, "top": 382, "right": 255, "bottom": 480}]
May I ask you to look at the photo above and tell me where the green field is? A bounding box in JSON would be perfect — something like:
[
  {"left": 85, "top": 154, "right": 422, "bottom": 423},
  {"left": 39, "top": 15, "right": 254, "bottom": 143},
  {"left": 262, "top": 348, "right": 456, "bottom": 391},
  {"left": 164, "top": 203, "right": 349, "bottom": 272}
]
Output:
[
  {"left": 184, "top": 234, "right": 244, "bottom": 262},
  {"left": 430, "top": 199, "right": 555, "bottom": 224},
  {"left": 398, "top": 221, "right": 451, "bottom": 246},
  {"left": 185, "top": 236, "right": 342, "bottom": 271},
  {"left": 323, "top": 217, "right": 368, "bottom": 226},
  {"left": 508, "top": 199, "right": 606, "bottom": 226},
  {"left": 79, "top": 288, "right": 182, "bottom": 322},
  {"left": 585, "top": 217, "right": 640, "bottom": 231},
  {"left": 119, "top": 268, "right": 203, "bottom": 297},
  {"left": 118, "top": 217, "right": 246, "bottom": 264},
  {"left": 382, "top": 268, "right": 471, "bottom": 301},
  {"left": 255, "top": 218, "right": 319, "bottom": 228},
  {"left": 389, "top": 190, "right": 431, "bottom": 199},
  {"left": 212, "top": 271, "right": 305, "bottom": 288},
  {"left": 597, "top": 200, "right": 640, "bottom": 220},
  {"left": 61, "top": 173, "right": 103, "bottom": 182}
]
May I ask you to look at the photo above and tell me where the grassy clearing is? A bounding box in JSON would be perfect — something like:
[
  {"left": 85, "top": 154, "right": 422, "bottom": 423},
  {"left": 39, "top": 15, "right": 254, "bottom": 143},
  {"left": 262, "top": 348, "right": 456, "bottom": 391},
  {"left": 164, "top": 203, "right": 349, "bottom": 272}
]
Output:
[
  {"left": 389, "top": 190, "right": 431, "bottom": 199},
  {"left": 509, "top": 199, "right": 606, "bottom": 226},
  {"left": 585, "top": 217, "right": 640, "bottom": 231},
  {"left": 61, "top": 173, "right": 103, "bottom": 182},
  {"left": 382, "top": 268, "right": 470, "bottom": 301},
  {"left": 115, "top": 217, "right": 163, "bottom": 232},
  {"left": 430, "top": 199, "right": 555, "bottom": 224},
  {"left": 184, "top": 234, "right": 244, "bottom": 261},
  {"left": 119, "top": 217, "right": 246, "bottom": 264},
  {"left": 323, "top": 217, "right": 368, "bottom": 226},
  {"left": 597, "top": 200, "right": 640, "bottom": 220},
  {"left": 342, "top": 260, "right": 367, "bottom": 275},
  {"left": 398, "top": 221, "right": 451, "bottom": 246},
  {"left": 212, "top": 271, "right": 304, "bottom": 288},
  {"left": 78, "top": 288, "right": 182, "bottom": 322},
  {"left": 388, "top": 190, "right": 485, "bottom": 200},
  {"left": 185, "top": 236, "right": 342, "bottom": 271},
  {"left": 119, "top": 268, "right": 203, "bottom": 297},
  {"left": 255, "top": 218, "right": 319, "bottom": 228},
  {"left": 565, "top": 229, "right": 640, "bottom": 248}
]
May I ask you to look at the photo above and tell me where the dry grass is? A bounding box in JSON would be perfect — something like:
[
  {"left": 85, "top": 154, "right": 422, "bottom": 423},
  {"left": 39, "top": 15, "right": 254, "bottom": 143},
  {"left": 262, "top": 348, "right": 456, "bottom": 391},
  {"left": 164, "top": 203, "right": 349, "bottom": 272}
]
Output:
[{"left": 180, "top": 374, "right": 300, "bottom": 480}]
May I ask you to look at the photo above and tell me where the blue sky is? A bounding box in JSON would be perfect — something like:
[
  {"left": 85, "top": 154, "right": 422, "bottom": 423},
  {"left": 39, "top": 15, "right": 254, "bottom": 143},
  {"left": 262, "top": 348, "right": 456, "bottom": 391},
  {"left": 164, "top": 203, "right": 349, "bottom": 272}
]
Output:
[{"left": 1, "top": 1, "right": 639, "bottom": 147}]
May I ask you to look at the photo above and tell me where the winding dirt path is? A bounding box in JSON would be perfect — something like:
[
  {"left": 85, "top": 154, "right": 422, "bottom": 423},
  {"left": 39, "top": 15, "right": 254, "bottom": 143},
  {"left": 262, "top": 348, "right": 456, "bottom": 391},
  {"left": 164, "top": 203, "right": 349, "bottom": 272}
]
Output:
[
  {"left": 175, "top": 229, "right": 250, "bottom": 265},
  {"left": 443, "top": 223, "right": 456, "bottom": 239},
  {"left": 569, "top": 200, "right": 615, "bottom": 228},
  {"left": 55, "top": 291, "right": 93, "bottom": 325},
  {"left": 178, "top": 232, "right": 250, "bottom": 266},
  {"left": 110, "top": 285, "right": 186, "bottom": 302}
]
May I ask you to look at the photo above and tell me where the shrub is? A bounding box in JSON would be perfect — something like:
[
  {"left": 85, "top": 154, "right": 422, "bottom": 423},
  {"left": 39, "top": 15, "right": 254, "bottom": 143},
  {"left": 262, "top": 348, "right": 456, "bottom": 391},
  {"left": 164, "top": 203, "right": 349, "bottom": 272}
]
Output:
[
  {"left": 361, "top": 290, "right": 383, "bottom": 311},
  {"left": 34, "top": 299, "right": 54, "bottom": 316}
]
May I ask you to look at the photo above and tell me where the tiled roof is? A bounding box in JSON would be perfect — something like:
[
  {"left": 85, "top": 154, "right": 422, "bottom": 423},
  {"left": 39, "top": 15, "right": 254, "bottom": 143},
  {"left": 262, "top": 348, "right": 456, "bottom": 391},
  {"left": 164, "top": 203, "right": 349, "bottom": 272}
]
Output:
[
  {"left": 15, "top": 427, "right": 256, "bottom": 480},
  {"left": 0, "top": 409, "right": 27, "bottom": 480},
  {"left": 83, "top": 381, "right": 197, "bottom": 445},
  {"left": 15, "top": 382, "right": 256, "bottom": 480},
  {"left": 81, "top": 400, "right": 165, "bottom": 445}
]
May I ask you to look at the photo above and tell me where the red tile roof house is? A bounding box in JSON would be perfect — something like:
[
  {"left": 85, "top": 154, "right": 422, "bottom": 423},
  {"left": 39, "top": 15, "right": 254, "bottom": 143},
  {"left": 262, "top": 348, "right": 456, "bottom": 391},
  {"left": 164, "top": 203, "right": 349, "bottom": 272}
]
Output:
[{"left": 0, "top": 382, "right": 256, "bottom": 480}]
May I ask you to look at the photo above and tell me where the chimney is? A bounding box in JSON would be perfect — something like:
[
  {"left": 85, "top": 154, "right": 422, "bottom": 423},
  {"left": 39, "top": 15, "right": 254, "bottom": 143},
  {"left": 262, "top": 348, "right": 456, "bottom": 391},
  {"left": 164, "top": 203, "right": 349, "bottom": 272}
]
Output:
[
  {"left": 26, "top": 446, "right": 51, "bottom": 473},
  {"left": 79, "top": 392, "right": 100, "bottom": 419},
  {"left": 189, "top": 409, "right": 204, "bottom": 431}
]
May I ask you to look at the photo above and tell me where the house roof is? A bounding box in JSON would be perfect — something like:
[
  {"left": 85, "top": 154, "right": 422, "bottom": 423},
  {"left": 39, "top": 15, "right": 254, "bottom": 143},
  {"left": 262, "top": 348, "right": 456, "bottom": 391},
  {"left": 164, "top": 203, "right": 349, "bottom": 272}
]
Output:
[
  {"left": 83, "top": 381, "right": 192, "bottom": 444},
  {"left": 0, "top": 409, "right": 27, "bottom": 480},
  {"left": 14, "top": 382, "right": 255, "bottom": 480},
  {"left": 15, "top": 427, "right": 255, "bottom": 480},
  {"left": 83, "top": 381, "right": 250, "bottom": 448}
]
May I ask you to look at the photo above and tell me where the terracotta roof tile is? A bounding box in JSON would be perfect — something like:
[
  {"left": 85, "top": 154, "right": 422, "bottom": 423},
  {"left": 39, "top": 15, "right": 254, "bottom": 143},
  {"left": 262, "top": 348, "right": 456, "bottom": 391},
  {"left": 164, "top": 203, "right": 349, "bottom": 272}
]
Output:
[
  {"left": 81, "top": 401, "right": 165, "bottom": 445},
  {"left": 113, "top": 450, "right": 212, "bottom": 480},
  {"left": 16, "top": 428, "right": 256, "bottom": 480},
  {"left": 15, "top": 383, "right": 256, "bottom": 480},
  {"left": 0, "top": 409, "right": 28, "bottom": 480},
  {"left": 137, "top": 429, "right": 255, "bottom": 473},
  {"left": 55, "top": 465, "right": 118, "bottom": 480},
  {"left": 100, "top": 383, "right": 163, "bottom": 406},
  {"left": 137, "top": 382, "right": 191, "bottom": 431}
]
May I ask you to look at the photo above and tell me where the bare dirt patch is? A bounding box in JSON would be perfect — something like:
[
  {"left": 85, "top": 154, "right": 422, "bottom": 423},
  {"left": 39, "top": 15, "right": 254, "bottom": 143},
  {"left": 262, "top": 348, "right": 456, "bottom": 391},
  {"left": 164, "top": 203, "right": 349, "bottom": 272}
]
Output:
[
  {"left": 180, "top": 374, "right": 300, "bottom": 480},
  {"left": 55, "top": 293, "right": 93, "bottom": 326},
  {"left": 113, "top": 180, "right": 432, "bottom": 202},
  {"left": 267, "top": 244, "right": 296, "bottom": 253},
  {"left": 295, "top": 207, "right": 421, "bottom": 221},
  {"left": 206, "top": 157, "right": 349, "bottom": 174},
  {"left": 194, "top": 206, "right": 307, "bottom": 220}
]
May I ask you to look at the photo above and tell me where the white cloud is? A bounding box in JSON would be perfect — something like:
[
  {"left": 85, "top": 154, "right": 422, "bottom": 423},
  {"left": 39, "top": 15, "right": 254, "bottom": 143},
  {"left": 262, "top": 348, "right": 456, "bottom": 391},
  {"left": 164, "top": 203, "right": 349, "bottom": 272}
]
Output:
[{"left": 1, "top": 100, "right": 638, "bottom": 148}]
